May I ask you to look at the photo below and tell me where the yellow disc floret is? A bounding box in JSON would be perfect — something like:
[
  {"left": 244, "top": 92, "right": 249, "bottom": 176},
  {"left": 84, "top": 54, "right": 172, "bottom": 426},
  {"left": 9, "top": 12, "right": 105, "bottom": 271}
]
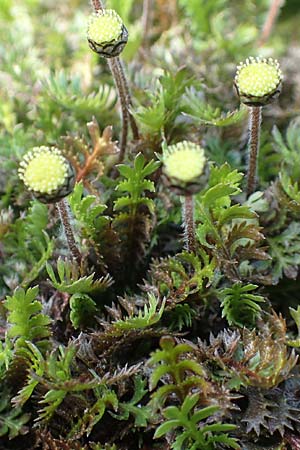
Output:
[
  {"left": 163, "top": 141, "right": 206, "bottom": 183},
  {"left": 87, "top": 10, "right": 123, "bottom": 44},
  {"left": 235, "top": 57, "right": 282, "bottom": 98},
  {"left": 18, "top": 146, "right": 68, "bottom": 194}
]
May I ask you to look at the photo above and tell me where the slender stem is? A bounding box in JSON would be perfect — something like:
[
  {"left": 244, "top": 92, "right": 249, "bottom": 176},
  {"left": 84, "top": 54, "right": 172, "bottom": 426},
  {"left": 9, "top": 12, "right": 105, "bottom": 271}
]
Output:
[
  {"left": 141, "top": 0, "right": 153, "bottom": 47},
  {"left": 258, "top": 0, "right": 284, "bottom": 47},
  {"left": 57, "top": 199, "right": 82, "bottom": 265},
  {"left": 115, "top": 58, "right": 140, "bottom": 141},
  {"left": 91, "top": 0, "right": 103, "bottom": 12},
  {"left": 90, "top": 0, "right": 139, "bottom": 163},
  {"left": 247, "top": 106, "right": 262, "bottom": 197},
  {"left": 182, "top": 195, "right": 196, "bottom": 253},
  {"left": 108, "top": 58, "right": 129, "bottom": 162}
]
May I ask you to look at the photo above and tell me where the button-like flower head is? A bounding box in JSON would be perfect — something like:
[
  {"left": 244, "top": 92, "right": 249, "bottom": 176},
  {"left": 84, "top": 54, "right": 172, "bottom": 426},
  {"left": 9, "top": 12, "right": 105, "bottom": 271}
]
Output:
[
  {"left": 18, "top": 146, "right": 75, "bottom": 203},
  {"left": 162, "top": 141, "right": 206, "bottom": 195},
  {"left": 235, "top": 57, "right": 282, "bottom": 106},
  {"left": 87, "top": 9, "right": 128, "bottom": 58}
]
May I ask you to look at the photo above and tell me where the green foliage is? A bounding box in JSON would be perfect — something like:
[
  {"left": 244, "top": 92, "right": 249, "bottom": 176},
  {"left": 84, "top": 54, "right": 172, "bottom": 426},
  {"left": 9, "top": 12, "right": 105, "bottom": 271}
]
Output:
[
  {"left": 37, "top": 344, "right": 78, "bottom": 423},
  {"left": 273, "top": 119, "right": 300, "bottom": 181},
  {"left": 267, "top": 222, "right": 300, "bottom": 282},
  {"left": 1, "top": 0, "right": 300, "bottom": 448},
  {"left": 113, "top": 153, "right": 160, "bottom": 275},
  {"left": 149, "top": 337, "right": 205, "bottom": 406},
  {"left": 154, "top": 393, "right": 239, "bottom": 450},
  {"left": 280, "top": 171, "right": 300, "bottom": 205},
  {"left": 70, "top": 293, "right": 98, "bottom": 330},
  {"left": 12, "top": 342, "right": 45, "bottom": 407},
  {"left": 2, "top": 200, "right": 53, "bottom": 289},
  {"left": 287, "top": 305, "right": 300, "bottom": 347},
  {"left": 46, "top": 258, "right": 113, "bottom": 294},
  {"left": 183, "top": 88, "right": 248, "bottom": 127},
  {"left": 0, "top": 389, "right": 30, "bottom": 440},
  {"left": 114, "top": 153, "right": 159, "bottom": 215},
  {"left": 68, "top": 182, "right": 109, "bottom": 244},
  {"left": 111, "top": 376, "right": 151, "bottom": 427},
  {"left": 43, "top": 71, "right": 117, "bottom": 122},
  {"left": 168, "top": 304, "right": 196, "bottom": 331},
  {"left": 4, "top": 286, "right": 51, "bottom": 350},
  {"left": 0, "top": 338, "right": 13, "bottom": 380},
  {"left": 195, "top": 164, "right": 265, "bottom": 279},
  {"left": 112, "top": 294, "right": 165, "bottom": 332},
  {"left": 145, "top": 250, "right": 216, "bottom": 307},
  {"left": 179, "top": 0, "right": 227, "bottom": 35},
  {"left": 218, "top": 282, "right": 265, "bottom": 327},
  {"left": 69, "top": 383, "right": 118, "bottom": 438},
  {"left": 133, "top": 68, "right": 196, "bottom": 140}
]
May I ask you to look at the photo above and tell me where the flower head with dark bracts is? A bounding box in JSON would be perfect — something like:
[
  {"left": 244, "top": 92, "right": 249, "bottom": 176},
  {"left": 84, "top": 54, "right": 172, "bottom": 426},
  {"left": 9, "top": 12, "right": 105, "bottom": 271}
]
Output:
[
  {"left": 234, "top": 56, "right": 282, "bottom": 106},
  {"left": 18, "top": 146, "right": 75, "bottom": 203},
  {"left": 162, "top": 141, "right": 206, "bottom": 195},
  {"left": 87, "top": 9, "right": 128, "bottom": 58}
]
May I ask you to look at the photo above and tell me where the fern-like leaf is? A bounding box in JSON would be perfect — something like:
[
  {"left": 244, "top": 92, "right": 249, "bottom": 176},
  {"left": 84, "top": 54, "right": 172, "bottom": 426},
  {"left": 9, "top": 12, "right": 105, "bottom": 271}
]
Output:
[
  {"left": 218, "top": 282, "right": 265, "bottom": 328},
  {"left": 2, "top": 201, "right": 53, "bottom": 289},
  {"left": 110, "top": 376, "right": 151, "bottom": 427},
  {"left": 149, "top": 337, "right": 206, "bottom": 406},
  {"left": 46, "top": 257, "right": 113, "bottom": 294},
  {"left": 0, "top": 389, "right": 30, "bottom": 439},
  {"left": 112, "top": 294, "right": 165, "bottom": 332},
  {"left": 154, "top": 393, "right": 239, "bottom": 450},
  {"left": 5, "top": 286, "right": 51, "bottom": 351},
  {"left": 113, "top": 153, "right": 160, "bottom": 280}
]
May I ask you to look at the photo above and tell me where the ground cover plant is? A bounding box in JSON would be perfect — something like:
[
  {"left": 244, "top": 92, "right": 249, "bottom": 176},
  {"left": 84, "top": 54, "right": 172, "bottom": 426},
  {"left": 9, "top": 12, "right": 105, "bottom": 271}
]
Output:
[{"left": 1, "top": 0, "right": 300, "bottom": 448}]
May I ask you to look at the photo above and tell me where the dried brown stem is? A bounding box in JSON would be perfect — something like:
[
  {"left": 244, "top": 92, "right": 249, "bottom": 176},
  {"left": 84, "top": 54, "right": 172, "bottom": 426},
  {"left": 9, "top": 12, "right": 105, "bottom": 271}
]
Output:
[
  {"left": 57, "top": 199, "right": 82, "bottom": 265},
  {"left": 258, "top": 0, "right": 284, "bottom": 47},
  {"left": 182, "top": 195, "right": 196, "bottom": 253},
  {"left": 247, "top": 106, "right": 262, "bottom": 197}
]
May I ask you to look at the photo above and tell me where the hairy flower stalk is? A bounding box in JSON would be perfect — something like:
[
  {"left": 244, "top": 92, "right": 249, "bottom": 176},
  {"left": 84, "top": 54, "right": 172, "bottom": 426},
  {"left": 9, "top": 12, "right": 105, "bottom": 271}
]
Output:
[
  {"left": 87, "top": 4, "right": 139, "bottom": 162},
  {"left": 18, "top": 146, "right": 82, "bottom": 265},
  {"left": 56, "top": 199, "right": 82, "bottom": 265},
  {"left": 183, "top": 194, "right": 196, "bottom": 253},
  {"left": 235, "top": 56, "right": 282, "bottom": 196},
  {"left": 162, "top": 141, "right": 206, "bottom": 253},
  {"left": 247, "top": 106, "right": 262, "bottom": 197}
]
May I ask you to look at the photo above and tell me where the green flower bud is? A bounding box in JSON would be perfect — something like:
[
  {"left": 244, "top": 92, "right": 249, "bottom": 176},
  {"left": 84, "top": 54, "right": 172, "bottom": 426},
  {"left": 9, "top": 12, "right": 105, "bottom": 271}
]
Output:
[
  {"left": 87, "top": 9, "right": 128, "bottom": 58},
  {"left": 162, "top": 141, "right": 206, "bottom": 195},
  {"left": 234, "top": 56, "right": 282, "bottom": 106},
  {"left": 18, "top": 146, "right": 75, "bottom": 203}
]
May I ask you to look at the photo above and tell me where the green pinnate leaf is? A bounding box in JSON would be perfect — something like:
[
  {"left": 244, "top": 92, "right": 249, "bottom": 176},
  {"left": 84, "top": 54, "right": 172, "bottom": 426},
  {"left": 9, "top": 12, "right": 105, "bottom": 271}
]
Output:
[
  {"left": 46, "top": 258, "right": 113, "bottom": 294},
  {"left": 5, "top": 286, "right": 51, "bottom": 350},
  {"left": 218, "top": 282, "right": 264, "bottom": 328}
]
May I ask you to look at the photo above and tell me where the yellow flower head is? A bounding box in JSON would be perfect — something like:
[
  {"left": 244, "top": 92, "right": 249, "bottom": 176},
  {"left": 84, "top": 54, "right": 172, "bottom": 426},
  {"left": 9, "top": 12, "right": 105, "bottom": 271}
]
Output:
[
  {"left": 163, "top": 141, "right": 206, "bottom": 184},
  {"left": 18, "top": 146, "right": 75, "bottom": 202},
  {"left": 87, "top": 10, "right": 123, "bottom": 44},
  {"left": 235, "top": 57, "right": 282, "bottom": 105},
  {"left": 87, "top": 10, "right": 128, "bottom": 58}
]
